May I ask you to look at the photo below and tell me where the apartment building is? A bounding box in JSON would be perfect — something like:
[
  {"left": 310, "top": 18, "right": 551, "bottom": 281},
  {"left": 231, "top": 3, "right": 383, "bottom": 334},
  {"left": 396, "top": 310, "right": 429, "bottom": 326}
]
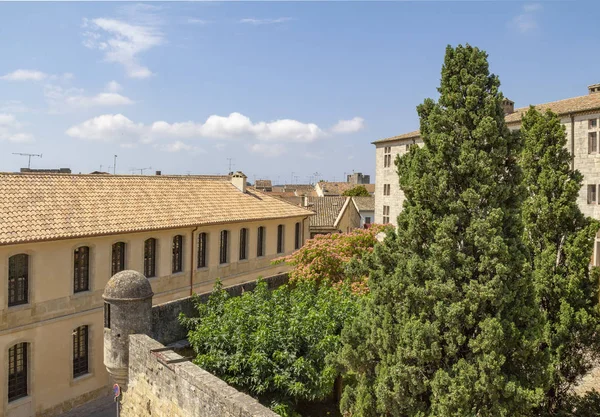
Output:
[
  {"left": 373, "top": 83, "right": 600, "bottom": 262},
  {"left": 0, "top": 172, "right": 312, "bottom": 417}
]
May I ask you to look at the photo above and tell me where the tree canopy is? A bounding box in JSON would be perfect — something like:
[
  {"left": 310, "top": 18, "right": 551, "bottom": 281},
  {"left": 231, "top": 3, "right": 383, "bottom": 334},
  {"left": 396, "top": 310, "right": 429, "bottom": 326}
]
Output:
[{"left": 342, "top": 185, "right": 370, "bottom": 196}]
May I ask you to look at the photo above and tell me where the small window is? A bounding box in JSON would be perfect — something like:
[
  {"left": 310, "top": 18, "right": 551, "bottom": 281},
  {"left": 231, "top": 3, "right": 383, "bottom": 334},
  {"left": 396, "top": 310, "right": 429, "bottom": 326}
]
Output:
[
  {"left": 8, "top": 343, "right": 28, "bottom": 402},
  {"left": 197, "top": 233, "right": 207, "bottom": 268},
  {"left": 294, "top": 222, "right": 301, "bottom": 250},
  {"left": 589, "top": 119, "right": 597, "bottom": 129},
  {"left": 172, "top": 235, "right": 183, "bottom": 273},
  {"left": 73, "top": 325, "right": 89, "bottom": 378},
  {"left": 365, "top": 217, "right": 372, "bottom": 224},
  {"left": 257, "top": 226, "right": 265, "bottom": 257},
  {"left": 104, "top": 303, "right": 110, "bottom": 329},
  {"left": 111, "top": 242, "right": 126, "bottom": 276},
  {"left": 384, "top": 184, "right": 391, "bottom": 196},
  {"left": 590, "top": 132, "right": 598, "bottom": 154},
  {"left": 383, "top": 205, "right": 390, "bottom": 224},
  {"left": 220, "top": 230, "right": 229, "bottom": 264},
  {"left": 277, "top": 225, "right": 285, "bottom": 254},
  {"left": 588, "top": 185, "right": 597, "bottom": 204},
  {"left": 144, "top": 238, "right": 157, "bottom": 278},
  {"left": 8, "top": 254, "right": 28, "bottom": 306},
  {"left": 74, "top": 246, "right": 90, "bottom": 293},
  {"left": 239, "top": 228, "right": 248, "bottom": 261},
  {"left": 405, "top": 144, "right": 410, "bottom": 152}
]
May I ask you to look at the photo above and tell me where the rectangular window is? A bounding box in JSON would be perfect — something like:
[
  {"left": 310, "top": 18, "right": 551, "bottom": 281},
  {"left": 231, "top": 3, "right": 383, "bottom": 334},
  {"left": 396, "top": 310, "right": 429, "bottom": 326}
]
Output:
[
  {"left": 383, "top": 147, "right": 392, "bottom": 168},
  {"left": 383, "top": 205, "right": 390, "bottom": 224},
  {"left": 239, "top": 228, "right": 248, "bottom": 261},
  {"left": 365, "top": 217, "right": 371, "bottom": 224},
  {"left": 111, "top": 242, "right": 126, "bottom": 276},
  {"left": 73, "top": 325, "right": 89, "bottom": 378},
  {"left": 257, "top": 226, "right": 265, "bottom": 257},
  {"left": 144, "top": 238, "right": 156, "bottom": 278},
  {"left": 104, "top": 303, "right": 110, "bottom": 329},
  {"left": 220, "top": 230, "right": 229, "bottom": 264},
  {"left": 588, "top": 185, "right": 597, "bottom": 204},
  {"left": 294, "top": 222, "right": 301, "bottom": 250},
  {"left": 589, "top": 119, "right": 598, "bottom": 129},
  {"left": 384, "top": 184, "right": 391, "bottom": 196},
  {"left": 8, "top": 254, "right": 28, "bottom": 307},
  {"left": 277, "top": 225, "right": 285, "bottom": 254},
  {"left": 8, "top": 343, "right": 27, "bottom": 402},
  {"left": 172, "top": 235, "right": 183, "bottom": 273},
  {"left": 589, "top": 132, "right": 598, "bottom": 154},
  {"left": 197, "top": 233, "right": 207, "bottom": 268},
  {"left": 73, "top": 246, "right": 90, "bottom": 293}
]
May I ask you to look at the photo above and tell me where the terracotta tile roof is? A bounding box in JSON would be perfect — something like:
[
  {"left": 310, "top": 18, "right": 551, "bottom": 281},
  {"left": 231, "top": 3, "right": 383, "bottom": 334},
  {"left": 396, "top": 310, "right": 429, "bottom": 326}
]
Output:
[
  {"left": 306, "top": 197, "right": 348, "bottom": 228},
  {"left": 0, "top": 173, "right": 314, "bottom": 245},
  {"left": 352, "top": 196, "right": 375, "bottom": 212},
  {"left": 373, "top": 92, "right": 600, "bottom": 144},
  {"left": 319, "top": 182, "right": 375, "bottom": 196}
]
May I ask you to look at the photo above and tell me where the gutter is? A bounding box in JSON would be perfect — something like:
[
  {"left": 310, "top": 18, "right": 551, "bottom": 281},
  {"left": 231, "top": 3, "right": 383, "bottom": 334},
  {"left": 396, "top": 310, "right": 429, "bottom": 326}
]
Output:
[{"left": 189, "top": 226, "right": 198, "bottom": 296}]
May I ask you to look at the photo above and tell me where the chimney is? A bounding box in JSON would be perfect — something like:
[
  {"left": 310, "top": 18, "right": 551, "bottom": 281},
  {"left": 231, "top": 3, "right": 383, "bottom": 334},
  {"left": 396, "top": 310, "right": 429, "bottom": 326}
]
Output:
[
  {"left": 231, "top": 171, "right": 247, "bottom": 193},
  {"left": 502, "top": 98, "right": 515, "bottom": 115},
  {"left": 303, "top": 194, "right": 308, "bottom": 207},
  {"left": 155, "top": 170, "right": 161, "bottom": 176},
  {"left": 589, "top": 84, "right": 600, "bottom": 95}
]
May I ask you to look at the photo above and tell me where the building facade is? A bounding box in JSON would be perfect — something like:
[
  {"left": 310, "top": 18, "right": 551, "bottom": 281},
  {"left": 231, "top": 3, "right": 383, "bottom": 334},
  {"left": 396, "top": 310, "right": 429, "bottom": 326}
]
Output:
[
  {"left": 373, "top": 84, "right": 600, "bottom": 263},
  {"left": 0, "top": 172, "right": 312, "bottom": 417}
]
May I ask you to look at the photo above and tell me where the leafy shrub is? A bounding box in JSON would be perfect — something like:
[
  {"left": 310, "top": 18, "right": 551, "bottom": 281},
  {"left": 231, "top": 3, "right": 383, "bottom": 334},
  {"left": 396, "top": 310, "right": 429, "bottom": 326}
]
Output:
[
  {"left": 341, "top": 186, "right": 370, "bottom": 197},
  {"left": 180, "top": 279, "right": 360, "bottom": 414},
  {"left": 274, "top": 225, "right": 389, "bottom": 294}
]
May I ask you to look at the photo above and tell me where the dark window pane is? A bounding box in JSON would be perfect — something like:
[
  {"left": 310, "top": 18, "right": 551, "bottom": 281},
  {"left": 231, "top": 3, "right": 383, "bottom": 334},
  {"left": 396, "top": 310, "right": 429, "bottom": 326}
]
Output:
[
  {"left": 74, "top": 246, "right": 90, "bottom": 293},
  {"left": 104, "top": 303, "right": 111, "bottom": 329},
  {"left": 73, "top": 326, "right": 89, "bottom": 378},
  {"left": 8, "top": 343, "right": 27, "bottom": 402},
  {"left": 144, "top": 239, "right": 156, "bottom": 277},
  {"left": 197, "top": 233, "right": 207, "bottom": 268},
  {"left": 239, "top": 229, "right": 247, "bottom": 260},
  {"left": 277, "top": 225, "right": 284, "bottom": 254},
  {"left": 220, "top": 231, "right": 228, "bottom": 264},
  {"left": 111, "top": 242, "right": 125, "bottom": 275},
  {"left": 294, "top": 222, "right": 301, "bottom": 250},
  {"left": 8, "top": 254, "right": 28, "bottom": 306},
  {"left": 257, "top": 227, "right": 265, "bottom": 257},
  {"left": 172, "top": 235, "right": 183, "bottom": 273}
]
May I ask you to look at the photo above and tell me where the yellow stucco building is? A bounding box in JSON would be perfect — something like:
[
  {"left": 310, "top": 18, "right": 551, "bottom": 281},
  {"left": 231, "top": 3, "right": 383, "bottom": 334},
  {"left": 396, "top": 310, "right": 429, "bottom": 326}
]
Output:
[{"left": 0, "top": 172, "right": 312, "bottom": 417}]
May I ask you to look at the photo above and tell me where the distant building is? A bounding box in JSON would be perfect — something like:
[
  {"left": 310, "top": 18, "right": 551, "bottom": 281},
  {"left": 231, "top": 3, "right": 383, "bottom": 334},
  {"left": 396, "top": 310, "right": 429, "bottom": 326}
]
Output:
[
  {"left": 301, "top": 196, "right": 361, "bottom": 237},
  {"left": 254, "top": 179, "right": 272, "bottom": 192},
  {"left": 0, "top": 172, "right": 312, "bottom": 416},
  {"left": 19, "top": 167, "right": 71, "bottom": 173},
  {"left": 315, "top": 181, "right": 375, "bottom": 197},
  {"left": 347, "top": 172, "right": 371, "bottom": 184},
  {"left": 351, "top": 196, "right": 375, "bottom": 228}
]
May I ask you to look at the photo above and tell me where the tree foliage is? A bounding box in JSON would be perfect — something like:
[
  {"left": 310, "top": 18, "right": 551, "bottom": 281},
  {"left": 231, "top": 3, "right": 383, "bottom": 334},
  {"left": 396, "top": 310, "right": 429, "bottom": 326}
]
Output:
[
  {"left": 520, "top": 107, "right": 600, "bottom": 413},
  {"left": 274, "top": 225, "right": 389, "bottom": 294},
  {"left": 342, "top": 185, "right": 371, "bottom": 197},
  {"left": 180, "top": 279, "right": 360, "bottom": 416},
  {"left": 340, "top": 45, "right": 549, "bottom": 416}
]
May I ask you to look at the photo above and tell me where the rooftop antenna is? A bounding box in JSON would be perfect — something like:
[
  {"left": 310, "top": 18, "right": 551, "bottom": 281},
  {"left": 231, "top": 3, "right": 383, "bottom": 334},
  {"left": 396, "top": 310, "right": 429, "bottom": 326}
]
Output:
[
  {"left": 291, "top": 172, "right": 295, "bottom": 184},
  {"left": 13, "top": 152, "right": 42, "bottom": 169},
  {"left": 227, "top": 158, "right": 234, "bottom": 173},
  {"left": 99, "top": 164, "right": 103, "bottom": 172},
  {"left": 131, "top": 167, "right": 152, "bottom": 175},
  {"left": 313, "top": 172, "right": 321, "bottom": 183}
]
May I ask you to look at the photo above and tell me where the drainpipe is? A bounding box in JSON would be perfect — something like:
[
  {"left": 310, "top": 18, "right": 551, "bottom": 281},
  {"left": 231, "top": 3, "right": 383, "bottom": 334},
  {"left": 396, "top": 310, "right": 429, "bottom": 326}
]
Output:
[
  {"left": 570, "top": 114, "right": 575, "bottom": 170},
  {"left": 190, "top": 226, "right": 198, "bottom": 296}
]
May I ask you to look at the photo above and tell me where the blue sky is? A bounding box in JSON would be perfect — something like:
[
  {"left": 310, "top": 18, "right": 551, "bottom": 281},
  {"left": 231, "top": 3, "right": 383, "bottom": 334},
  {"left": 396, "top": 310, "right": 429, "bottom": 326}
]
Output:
[{"left": 0, "top": 1, "right": 597, "bottom": 183}]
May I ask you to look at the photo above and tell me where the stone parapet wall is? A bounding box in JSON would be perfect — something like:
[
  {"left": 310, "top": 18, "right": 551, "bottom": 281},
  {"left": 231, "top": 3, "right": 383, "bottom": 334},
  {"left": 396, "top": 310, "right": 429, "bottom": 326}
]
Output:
[
  {"left": 123, "top": 334, "right": 279, "bottom": 417},
  {"left": 151, "top": 273, "right": 289, "bottom": 345}
]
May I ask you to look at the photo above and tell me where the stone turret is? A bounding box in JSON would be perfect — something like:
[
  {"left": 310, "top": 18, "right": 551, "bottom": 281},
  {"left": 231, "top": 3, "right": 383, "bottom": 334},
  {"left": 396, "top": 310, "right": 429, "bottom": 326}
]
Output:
[{"left": 103, "top": 270, "right": 153, "bottom": 389}]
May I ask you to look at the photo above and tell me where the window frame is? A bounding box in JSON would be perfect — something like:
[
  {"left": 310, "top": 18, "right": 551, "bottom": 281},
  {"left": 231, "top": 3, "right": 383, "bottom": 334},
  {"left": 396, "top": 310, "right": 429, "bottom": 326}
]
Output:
[
  {"left": 589, "top": 132, "right": 598, "bottom": 154},
  {"left": 197, "top": 232, "right": 208, "bottom": 268},
  {"left": 73, "top": 246, "right": 90, "bottom": 293},
  {"left": 172, "top": 235, "right": 183, "bottom": 274},
  {"left": 144, "top": 238, "right": 157, "bottom": 278},
  {"left": 277, "top": 225, "right": 285, "bottom": 254},
  {"left": 111, "top": 242, "right": 126, "bottom": 276},
  {"left": 257, "top": 226, "right": 265, "bottom": 257},
  {"left": 588, "top": 184, "right": 597, "bottom": 204},
  {"left": 8, "top": 254, "right": 29, "bottom": 307},
  {"left": 239, "top": 228, "right": 248, "bottom": 261},
  {"left": 219, "top": 230, "right": 229, "bottom": 265},
  {"left": 294, "top": 222, "right": 301, "bottom": 250},
  {"left": 72, "top": 325, "right": 89, "bottom": 379},
  {"left": 589, "top": 118, "right": 598, "bottom": 129},
  {"left": 8, "top": 342, "right": 28, "bottom": 402}
]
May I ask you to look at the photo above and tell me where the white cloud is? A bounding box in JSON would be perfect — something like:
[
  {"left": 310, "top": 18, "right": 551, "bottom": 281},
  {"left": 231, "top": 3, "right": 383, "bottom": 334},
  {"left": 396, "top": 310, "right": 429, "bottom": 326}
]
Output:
[
  {"left": 66, "top": 114, "right": 144, "bottom": 141},
  {"left": 66, "top": 93, "right": 134, "bottom": 107},
  {"left": 82, "top": 17, "right": 163, "bottom": 78},
  {"left": 1, "top": 69, "right": 47, "bottom": 81},
  {"left": 330, "top": 117, "right": 365, "bottom": 134},
  {"left": 106, "top": 80, "right": 122, "bottom": 93},
  {"left": 239, "top": 17, "right": 291, "bottom": 25},
  {"left": 45, "top": 83, "right": 134, "bottom": 112},
  {"left": 511, "top": 3, "right": 542, "bottom": 33},
  {"left": 0, "top": 113, "right": 34, "bottom": 142},
  {"left": 248, "top": 143, "right": 286, "bottom": 157},
  {"left": 154, "top": 141, "right": 205, "bottom": 153},
  {"left": 187, "top": 18, "right": 208, "bottom": 25},
  {"left": 0, "top": 101, "right": 29, "bottom": 113}
]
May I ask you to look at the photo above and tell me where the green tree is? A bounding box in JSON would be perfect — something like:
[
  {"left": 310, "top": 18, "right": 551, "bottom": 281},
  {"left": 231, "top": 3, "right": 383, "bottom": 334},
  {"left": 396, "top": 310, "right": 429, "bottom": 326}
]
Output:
[
  {"left": 180, "top": 279, "right": 360, "bottom": 416},
  {"left": 342, "top": 185, "right": 370, "bottom": 196},
  {"left": 340, "top": 45, "right": 549, "bottom": 416},
  {"left": 520, "top": 107, "right": 600, "bottom": 413}
]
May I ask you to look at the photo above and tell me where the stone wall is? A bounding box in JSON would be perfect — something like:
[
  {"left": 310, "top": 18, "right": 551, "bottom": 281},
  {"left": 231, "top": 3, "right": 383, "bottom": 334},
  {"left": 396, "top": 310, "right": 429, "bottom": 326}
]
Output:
[
  {"left": 122, "top": 334, "right": 279, "bottom": 417},
  {"left": 151, "top": 273, "right": 289, "bottom": 345}
]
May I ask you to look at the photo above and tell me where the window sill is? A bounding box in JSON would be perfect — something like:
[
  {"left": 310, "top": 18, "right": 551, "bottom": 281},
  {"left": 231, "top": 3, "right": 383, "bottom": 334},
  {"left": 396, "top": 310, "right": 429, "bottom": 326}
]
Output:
[
  {"left": 171, "top": 271, "right": 185, "bottom": 276},
  {"left": 195, "top": 266, "right": 209, "bottom": 272},
  {"left": 146, "top": 275, "right": 158, "bottom": 281},
  {"left": 218, "top": 263, "right": 230, "bottom": 268},
  {"left": 71, "top": 372, "right": 94, "bottom": 386},
  {"left": 7, "top": 302, "right": 32, "bottom": 312},
  {"left": 238, "top": 259, "right": 249, "bottom": 263},
  {"left": 72, "top": 289, "right": 92, "bottom": 298},
  {"left": 7, "top": 395, "right": 31, "bottom": 409}
]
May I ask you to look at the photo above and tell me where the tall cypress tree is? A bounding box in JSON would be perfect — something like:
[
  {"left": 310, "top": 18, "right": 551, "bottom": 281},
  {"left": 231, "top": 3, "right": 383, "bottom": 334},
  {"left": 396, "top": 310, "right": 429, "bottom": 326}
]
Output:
[
  {"left": 341, "top": 45, "right": 549, "bottom": 416},
  {"left": 520, "top": 107, "right": 600, "bottom": 413}
]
